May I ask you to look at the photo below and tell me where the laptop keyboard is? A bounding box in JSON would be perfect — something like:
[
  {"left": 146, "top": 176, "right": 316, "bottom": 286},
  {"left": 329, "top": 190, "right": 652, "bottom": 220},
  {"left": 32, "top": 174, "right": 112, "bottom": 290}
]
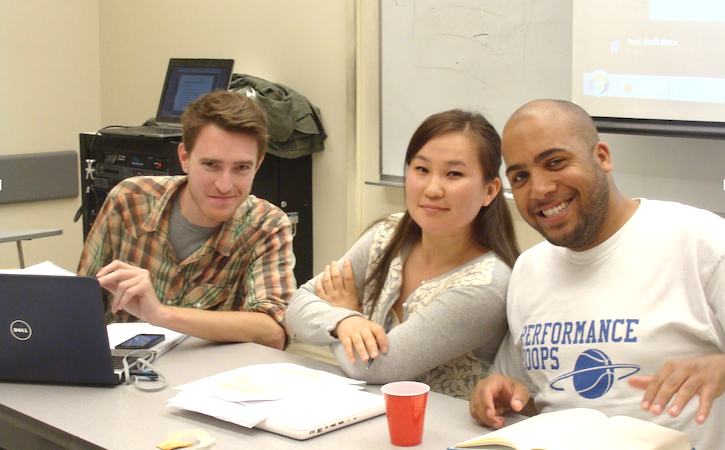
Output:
[
  {"left": 116, "top": 125, "right": 180, "bottom": 135},
  {"left": 101, "top": 125, "right": 181, "bottom": 137},
  {"left": 143, "top": 126, "right": 181, "bottom": 135}
]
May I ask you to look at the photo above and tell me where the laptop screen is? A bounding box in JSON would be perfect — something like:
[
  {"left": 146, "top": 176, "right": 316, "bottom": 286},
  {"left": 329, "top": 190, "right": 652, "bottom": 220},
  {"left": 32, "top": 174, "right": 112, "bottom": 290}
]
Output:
[{"left": 156, "top": 59, "right": 234, "bottom": 125}]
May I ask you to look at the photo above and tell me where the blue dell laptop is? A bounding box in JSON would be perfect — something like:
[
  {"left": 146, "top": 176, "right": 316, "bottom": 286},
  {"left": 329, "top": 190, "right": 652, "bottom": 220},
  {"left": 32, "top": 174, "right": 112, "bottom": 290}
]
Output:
[{"left": 0, "top": 274, "right": 126, "bottom": 385}]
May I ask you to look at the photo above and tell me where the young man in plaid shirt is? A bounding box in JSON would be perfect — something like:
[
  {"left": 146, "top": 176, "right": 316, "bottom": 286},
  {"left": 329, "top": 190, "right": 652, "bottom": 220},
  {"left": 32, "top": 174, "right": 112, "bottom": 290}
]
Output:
[{"left": 78, "top": 90, "right": 295, "bottom": 349}]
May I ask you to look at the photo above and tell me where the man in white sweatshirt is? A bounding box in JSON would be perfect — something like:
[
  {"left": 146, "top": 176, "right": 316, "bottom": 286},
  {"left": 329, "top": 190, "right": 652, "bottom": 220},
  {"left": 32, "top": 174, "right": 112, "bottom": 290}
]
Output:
[{"left": 470, "top": 99, "right": 725, "bottom": 450}]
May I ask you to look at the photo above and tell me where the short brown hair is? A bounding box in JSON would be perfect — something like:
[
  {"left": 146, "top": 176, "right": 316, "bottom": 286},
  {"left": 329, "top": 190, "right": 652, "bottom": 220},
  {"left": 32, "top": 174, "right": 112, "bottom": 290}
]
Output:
[{"left": 181, "top": 90, "right": 268, "bottom": 161}]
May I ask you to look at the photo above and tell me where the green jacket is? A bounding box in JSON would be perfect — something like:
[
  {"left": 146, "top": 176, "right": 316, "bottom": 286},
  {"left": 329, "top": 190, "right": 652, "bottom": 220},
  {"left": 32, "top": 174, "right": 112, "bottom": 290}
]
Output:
[{"left": 229, "top": 74, "right": 326, "bottom": 159}]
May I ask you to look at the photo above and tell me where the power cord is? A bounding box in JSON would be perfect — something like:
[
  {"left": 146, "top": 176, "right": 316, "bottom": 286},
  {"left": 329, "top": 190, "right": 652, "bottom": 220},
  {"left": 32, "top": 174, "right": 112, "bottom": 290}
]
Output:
[{"left": 121, "top": 349, "right": 168, "bottom": 392}]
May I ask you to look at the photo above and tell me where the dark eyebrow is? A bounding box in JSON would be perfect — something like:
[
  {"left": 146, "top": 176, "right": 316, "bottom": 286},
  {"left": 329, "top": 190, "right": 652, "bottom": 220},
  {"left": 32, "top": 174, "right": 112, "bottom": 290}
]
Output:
[
  {"left": 411, "top": 154, "right": 467, "bottom": 167},
  {"left": 505, "top": 148, "right": 571, "bottom": 176},
  {"left": 505, "top": 163, "right": 523, "bottom": 177},
  {"left": 199, "top": 157, "right": 256, "bottom": 166}
]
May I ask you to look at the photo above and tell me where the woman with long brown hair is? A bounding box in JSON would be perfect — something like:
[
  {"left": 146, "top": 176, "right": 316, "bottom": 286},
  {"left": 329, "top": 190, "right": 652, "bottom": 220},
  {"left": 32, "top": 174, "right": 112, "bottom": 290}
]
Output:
[{"left": 287, "top": 109, "right": 519, "bottom": 399}]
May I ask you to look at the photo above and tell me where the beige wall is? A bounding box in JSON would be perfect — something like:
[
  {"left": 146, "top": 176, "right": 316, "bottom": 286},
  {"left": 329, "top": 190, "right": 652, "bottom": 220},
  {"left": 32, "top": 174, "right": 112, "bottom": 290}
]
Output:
[{"left": 0, "top": 0, "right": 100, "bottom": 271}]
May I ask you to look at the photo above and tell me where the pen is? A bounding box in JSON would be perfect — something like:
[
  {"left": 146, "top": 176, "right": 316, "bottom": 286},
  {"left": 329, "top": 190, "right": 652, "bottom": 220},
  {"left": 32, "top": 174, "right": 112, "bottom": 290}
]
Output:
[
  {"left": 366, "top": 315, "right": 393, "bottom": 370},
  {"left": 365, "top": 357, "right": 375, "bottom": 370}
]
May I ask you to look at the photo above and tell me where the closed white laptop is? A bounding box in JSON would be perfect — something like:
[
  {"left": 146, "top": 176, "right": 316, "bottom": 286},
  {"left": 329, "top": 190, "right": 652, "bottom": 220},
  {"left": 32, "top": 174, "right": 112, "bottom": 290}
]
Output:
[{"left": 255, "top": 385, "right": 386, "bottom": 440}]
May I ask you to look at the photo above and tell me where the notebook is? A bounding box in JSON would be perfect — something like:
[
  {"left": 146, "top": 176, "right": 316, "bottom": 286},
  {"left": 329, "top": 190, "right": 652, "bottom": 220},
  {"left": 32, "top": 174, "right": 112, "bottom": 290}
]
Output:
[
  {"left": 0, "top": 273, "right": 183, "bottom": 386},
  {"left": 255, "top": 385, "right": 386, "bottom": 440},
  {"left": 101, "top": 58, "right": 234, "bottom": 138}
]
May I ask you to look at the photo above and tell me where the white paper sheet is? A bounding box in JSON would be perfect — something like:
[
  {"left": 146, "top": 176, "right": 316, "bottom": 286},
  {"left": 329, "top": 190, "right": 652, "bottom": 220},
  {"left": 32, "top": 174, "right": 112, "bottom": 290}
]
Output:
[
  {"left": 173, "top": 363, "right": 365, "bottom": 403},
  {"left": 0, "top": 260, "right": 75, "bottom": 276},
  {"left": 167, "top": 381, "right": 367, "bottom": 428}
]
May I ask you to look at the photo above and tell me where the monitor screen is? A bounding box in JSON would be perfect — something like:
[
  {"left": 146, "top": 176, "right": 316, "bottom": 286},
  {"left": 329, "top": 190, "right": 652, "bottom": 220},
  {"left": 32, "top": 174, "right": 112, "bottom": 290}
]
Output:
[
  {"left": 572, "top": 0, "right": 725, "bottom": 135},
  {"left": 156, "top": 59, "right": 234, "bottom": 123}
]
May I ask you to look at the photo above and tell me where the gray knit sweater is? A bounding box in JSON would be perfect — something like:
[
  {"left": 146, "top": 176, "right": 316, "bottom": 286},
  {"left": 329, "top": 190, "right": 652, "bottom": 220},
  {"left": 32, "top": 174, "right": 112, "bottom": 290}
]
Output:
[{"left": 287, "top": 214, "right": 510, "bottom": 399}]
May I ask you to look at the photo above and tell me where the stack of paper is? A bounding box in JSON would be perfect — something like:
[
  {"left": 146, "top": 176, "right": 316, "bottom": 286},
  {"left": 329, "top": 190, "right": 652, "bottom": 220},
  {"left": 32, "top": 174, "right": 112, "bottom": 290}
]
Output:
[
  {"left": 166, "top": 363, "right": 367, "bottom": 428},
  {"left": 0, "top": 260, "right": 75, "bottom": 276}
]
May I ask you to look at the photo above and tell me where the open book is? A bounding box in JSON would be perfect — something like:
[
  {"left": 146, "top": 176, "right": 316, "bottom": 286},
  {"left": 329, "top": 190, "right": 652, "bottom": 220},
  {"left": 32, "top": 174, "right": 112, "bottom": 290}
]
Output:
[{"left": 449, "top": 409, "right": 693, "bottom": 450}]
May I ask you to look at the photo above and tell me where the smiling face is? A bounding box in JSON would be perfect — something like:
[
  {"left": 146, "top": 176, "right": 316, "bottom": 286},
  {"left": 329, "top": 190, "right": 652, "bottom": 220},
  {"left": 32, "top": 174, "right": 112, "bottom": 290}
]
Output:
[
  {"left": 405, "top": 131, "right": 499, "bottom": 239},
  {"left": 177, "top": 123, "right": 261, "bottom": 228},
  {"left": 502, "top": 106, "right": 612, "bottom": 251}
]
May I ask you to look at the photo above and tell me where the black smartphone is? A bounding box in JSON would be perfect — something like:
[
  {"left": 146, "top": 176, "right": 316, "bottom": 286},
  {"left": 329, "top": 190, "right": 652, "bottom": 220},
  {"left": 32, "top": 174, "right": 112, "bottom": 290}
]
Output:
[{"left": 114, "top": 333, "right": 165, "bottom": 350}]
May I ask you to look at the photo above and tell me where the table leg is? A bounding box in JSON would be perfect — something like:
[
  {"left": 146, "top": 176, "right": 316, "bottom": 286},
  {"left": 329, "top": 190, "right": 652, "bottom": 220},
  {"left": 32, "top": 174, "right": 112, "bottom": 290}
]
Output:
[{"left": 15, "top": 241, "right": 24, "bottom": 269}]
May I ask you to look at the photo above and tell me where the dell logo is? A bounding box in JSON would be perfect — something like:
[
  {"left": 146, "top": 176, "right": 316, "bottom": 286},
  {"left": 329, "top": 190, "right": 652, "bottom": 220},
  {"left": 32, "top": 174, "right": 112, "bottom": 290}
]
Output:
[{"left": 10, "top": 320, "right": 32, "bottom": 340}]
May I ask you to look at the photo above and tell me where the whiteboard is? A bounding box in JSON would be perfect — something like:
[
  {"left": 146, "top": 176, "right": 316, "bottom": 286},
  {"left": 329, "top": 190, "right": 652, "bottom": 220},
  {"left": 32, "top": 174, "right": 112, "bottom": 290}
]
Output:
[{"left": 379, "top": 0, "right": 572, "bottom": 183}]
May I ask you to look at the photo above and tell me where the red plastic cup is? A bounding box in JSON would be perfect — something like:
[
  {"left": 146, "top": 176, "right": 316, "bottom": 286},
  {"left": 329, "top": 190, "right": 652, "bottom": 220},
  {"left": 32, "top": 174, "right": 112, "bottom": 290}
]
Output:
[{"left": 381, "top": 381, "right": 430, "bottom": 446}]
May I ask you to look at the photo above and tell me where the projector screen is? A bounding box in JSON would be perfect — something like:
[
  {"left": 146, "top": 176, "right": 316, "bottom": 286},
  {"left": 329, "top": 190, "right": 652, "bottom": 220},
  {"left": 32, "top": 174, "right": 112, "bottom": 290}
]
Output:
[{"left": 572, "top": 0, "right": 725, "bottom": 136}]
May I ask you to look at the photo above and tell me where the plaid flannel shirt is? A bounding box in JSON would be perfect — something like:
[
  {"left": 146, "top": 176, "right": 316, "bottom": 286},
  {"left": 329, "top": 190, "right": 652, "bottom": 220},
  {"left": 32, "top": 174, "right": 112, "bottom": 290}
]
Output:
[{"left": 77, "top": 176, "right": 296, "bottom": 346}]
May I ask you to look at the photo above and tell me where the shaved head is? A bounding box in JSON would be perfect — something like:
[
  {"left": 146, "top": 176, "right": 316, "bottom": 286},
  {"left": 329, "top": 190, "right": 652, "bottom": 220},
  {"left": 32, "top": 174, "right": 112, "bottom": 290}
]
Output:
[{"left": 505, "top": 100, "right": 599, "bottom": 153}]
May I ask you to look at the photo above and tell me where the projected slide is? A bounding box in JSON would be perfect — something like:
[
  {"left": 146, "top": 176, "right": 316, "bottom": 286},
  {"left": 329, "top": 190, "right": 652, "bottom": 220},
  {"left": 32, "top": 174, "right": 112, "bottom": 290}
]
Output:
[{"left": 572, "top": 0, "right": 725, "bottom": 123}]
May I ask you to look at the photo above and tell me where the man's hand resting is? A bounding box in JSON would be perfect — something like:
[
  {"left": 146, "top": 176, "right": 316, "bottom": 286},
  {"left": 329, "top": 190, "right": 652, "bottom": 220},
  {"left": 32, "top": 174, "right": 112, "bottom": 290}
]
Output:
[
  {"left": 470, "top": 374, "right": 531, "bottom": 430},
  {"left": 628, "top": 353, "right": 725, "bottom": 424}
]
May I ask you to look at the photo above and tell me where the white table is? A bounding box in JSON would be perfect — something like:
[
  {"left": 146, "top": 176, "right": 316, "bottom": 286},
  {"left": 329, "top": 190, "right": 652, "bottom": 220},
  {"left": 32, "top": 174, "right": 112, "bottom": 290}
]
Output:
[{"left": 0, "top": 339, "right": 516, "bottom": 449}]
